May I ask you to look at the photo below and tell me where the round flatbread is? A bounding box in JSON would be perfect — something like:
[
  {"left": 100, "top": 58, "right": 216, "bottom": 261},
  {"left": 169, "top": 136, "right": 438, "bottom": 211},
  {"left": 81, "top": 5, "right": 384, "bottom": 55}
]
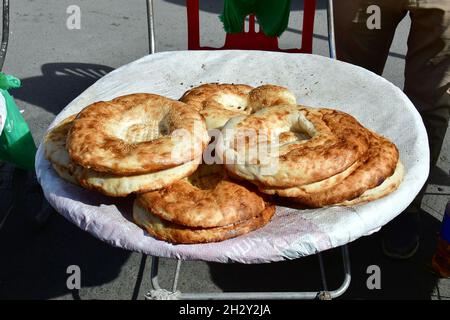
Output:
[
  {"left": 44, "top": 115, "right": 200, "bottom": 197},
  {"left": 218, "top": 106, "right": 370, "bottom": 188},
  {"left": 133, "top": 200, "right": 276, "bottom": 244},
  {"left": 338, "top": 161, "right": 404, "bottom": 206},
  {"left": 285, "top": 132, "right": 401, "bottom": 208},
  {"left": 76, "top": 159, "right": 200, "bottom": 197},
  {"left": 67, "top": 93, "right": 209, "bottom": 175},
  {"left": 258, "top": 160, "right": 363, "bottom": 196},
  {"left": 247, "top": 84, "right": 297, "bottom": 112},
  {"left": 136, "top": 164, "right": 267, "bottom": 228},
  {"left": 180, "top": 83, "right": 296, "bottom": 129},
  {"left": 44, "top": 114, "right": 80, "bottom": 185},
  {"left": 180, "top": 83, "right": 253, "bottom": 130}
]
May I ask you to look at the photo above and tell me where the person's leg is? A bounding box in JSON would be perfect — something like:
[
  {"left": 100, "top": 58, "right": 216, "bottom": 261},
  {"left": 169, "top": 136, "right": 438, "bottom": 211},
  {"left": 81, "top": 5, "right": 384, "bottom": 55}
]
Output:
[
  {"left": 383, "top": 0, "right": 450, "bottom": 259},
  {"left": 334, "top": 0, "right": 408, "bottom": 75},
  {"left": 404, "top": 0, "right": 450, "bottom": 166},
  {"left": 334, "top": 1, "right": 424, "bottom": 258}
]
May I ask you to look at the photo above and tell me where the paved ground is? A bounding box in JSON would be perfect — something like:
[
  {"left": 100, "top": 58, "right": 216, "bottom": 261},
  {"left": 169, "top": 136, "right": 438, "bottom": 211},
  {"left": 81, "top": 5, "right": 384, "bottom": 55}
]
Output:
[{"left": 0, "top": 0, "right": 449, "bottom": 300}]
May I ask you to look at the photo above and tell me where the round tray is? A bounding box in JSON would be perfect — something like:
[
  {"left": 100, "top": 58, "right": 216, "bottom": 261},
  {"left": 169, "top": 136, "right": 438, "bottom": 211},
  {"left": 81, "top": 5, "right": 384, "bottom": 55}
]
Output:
[{"left": 35, "top": 50, "right": 429, "bottom": 264}]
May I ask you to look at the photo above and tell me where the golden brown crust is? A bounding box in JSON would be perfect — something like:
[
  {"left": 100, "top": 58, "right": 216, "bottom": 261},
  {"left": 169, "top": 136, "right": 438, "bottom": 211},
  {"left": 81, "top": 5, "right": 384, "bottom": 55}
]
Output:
[
  {"left": 180, "top": 83, "right": 253, "bottom": 130},
  {"left": 136, "top": 164, "right": 267, "bottom": 228},
  {"left": 247, "top": 84, "right": 297, "bottom": 113},
  {"left": 338, "top": 161, "right": 404, "bottom": 206},
  {"left": 50, "top": 163, "right": 80, "bottom": 185},
  {"left": 133, "top": 201, "right": 276, "bottom": 244},
  {"left": 75, "top": 159, "right": 200, "bottom": 197},
  {"left": 258, "top": 159, "right": 363, "bottom": 196},
  {"left": 180, "top": 83, "right": 297, "bottom": 129},
  {"left": 67, "top": 93, "right": 208, "bottom": 175},
  {"left": 44, "top": 114, "right": 81, "bottom": 185},
  {"left": 220, "top": 106, "right": 370, "bottom": 188},
  {"left": 288, "top": 131, "right": 400, "bottom": 208},
  {"left": 180, "top": 83, "right": 254, "bottom": 111},
  {"left": 45, "top": 115, "right": 201, "bottom": 197}
]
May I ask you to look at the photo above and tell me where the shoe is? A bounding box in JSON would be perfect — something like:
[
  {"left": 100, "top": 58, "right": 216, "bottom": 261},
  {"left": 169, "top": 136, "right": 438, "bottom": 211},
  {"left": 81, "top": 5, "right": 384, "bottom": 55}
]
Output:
[
  {"left": 382, "top": 234, "right": 420, "bottom": 260},
  {"left": 381, "top": 211, "right": 420, "bottom": 260}
]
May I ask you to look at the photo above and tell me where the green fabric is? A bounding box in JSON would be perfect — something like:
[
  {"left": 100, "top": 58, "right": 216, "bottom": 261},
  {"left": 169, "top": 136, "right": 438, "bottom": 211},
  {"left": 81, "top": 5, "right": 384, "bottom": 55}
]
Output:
[
  {"left": 0, "top": 73, "right": 36, "bottom": 170},
  {"left": 220, "top": 0, "right": 291, "bottom": 37}
]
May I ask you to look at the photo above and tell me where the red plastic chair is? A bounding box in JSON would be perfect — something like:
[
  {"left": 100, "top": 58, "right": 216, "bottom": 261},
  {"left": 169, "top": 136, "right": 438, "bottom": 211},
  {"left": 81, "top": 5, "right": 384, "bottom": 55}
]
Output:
[{"left": 186, "top": 0, "right": 317, "bottom": 53}]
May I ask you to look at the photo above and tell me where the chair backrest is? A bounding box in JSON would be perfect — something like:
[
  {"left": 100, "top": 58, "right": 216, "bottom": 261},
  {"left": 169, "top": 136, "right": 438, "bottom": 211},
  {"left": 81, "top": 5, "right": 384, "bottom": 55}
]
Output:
[{"left": 186, "top": 0, "right": 316, "bottom": 53}]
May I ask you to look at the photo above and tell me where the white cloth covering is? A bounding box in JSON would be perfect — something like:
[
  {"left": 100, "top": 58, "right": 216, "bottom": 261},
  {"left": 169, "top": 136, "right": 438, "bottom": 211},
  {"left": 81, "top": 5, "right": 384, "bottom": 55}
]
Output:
[{"left": 35, "top": 51, "right": 429, "bottom": 264}]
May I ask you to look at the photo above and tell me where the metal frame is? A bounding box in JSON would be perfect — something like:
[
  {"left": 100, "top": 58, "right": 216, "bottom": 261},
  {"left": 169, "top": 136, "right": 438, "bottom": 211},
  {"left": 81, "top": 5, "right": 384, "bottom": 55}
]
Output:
[
  {"left": 0, "top": 0, "right": 11, "bottom": 230},
  {"left": 146, "top": 0, "right": 155, "bottom": 54},
  {"left": 146, "top": 245, "right": 351, "bottom": 300},
  {"left": 327, "top": 0, "right": 337, "bottom": 59},
  {"left": 0, "top": 0, "right": 9, "bottom": 71},
  {"left": 143, "top": 0, "right": 348, "bottom": 300}
]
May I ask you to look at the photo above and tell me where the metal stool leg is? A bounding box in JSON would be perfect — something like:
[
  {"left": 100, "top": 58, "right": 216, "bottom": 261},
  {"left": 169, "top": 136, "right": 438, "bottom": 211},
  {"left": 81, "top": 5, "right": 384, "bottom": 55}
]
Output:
[
  {"left": 331, "top": 245, "right": 352, "bottom": 298},
  {"left": 0, "top": 0, "right": 10, "bottom": 71},
  {"left": 317, "top": 245, "right": 352, "bottom": 300},
  {"left": 146, "top": 256, "right": 182, "bottom": 300},
  {"left": 317, "top": 251, "right": 331, "bottom": 300},
  {"left": 145, "top": 245, "right": 352, "bottom": 300},
  {"left": 172, "top": 259, "right": 182, "bottom": 292},
  {"left": 150, "top": 256, "right": 161, "bottom": 291},
  {"left": 145, "top": 0, "right": 156, "bottom": 54},
  {"left": 327, "top": 0, "right": 337, "bottom": 59}
]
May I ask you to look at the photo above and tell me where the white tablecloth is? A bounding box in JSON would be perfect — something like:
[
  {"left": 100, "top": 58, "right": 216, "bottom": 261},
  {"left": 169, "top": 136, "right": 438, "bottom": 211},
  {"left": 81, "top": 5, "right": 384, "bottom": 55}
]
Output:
[{"left": 35, "top": 51, "right": 429, "bottom": 264}]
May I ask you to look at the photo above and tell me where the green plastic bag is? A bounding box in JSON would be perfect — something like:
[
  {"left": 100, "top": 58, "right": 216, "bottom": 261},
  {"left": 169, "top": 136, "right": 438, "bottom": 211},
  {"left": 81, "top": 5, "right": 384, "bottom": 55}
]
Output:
[
  {"left": 220, "top": 0, "right": 291, "bottom": 37},
  {"left": 0, "top": 73, "right": 36, "bottom": 170}
]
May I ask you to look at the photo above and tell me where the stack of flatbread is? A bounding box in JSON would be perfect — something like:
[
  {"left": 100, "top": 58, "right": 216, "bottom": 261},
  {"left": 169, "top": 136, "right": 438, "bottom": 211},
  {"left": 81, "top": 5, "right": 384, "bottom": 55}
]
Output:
[
  {"left": 44, "top": 94, "right": 208, "bottom": 197},
  {"left": 44, "top": 83, "right": 404, "bottom": 244}
]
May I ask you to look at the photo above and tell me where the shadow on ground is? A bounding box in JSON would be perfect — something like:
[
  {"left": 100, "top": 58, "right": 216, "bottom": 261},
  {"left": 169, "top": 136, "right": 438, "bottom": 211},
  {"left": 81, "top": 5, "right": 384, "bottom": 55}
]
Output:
[
  {"left": 0, "top": 198, "right": 132, "bottom": 299},
  {"left": 13, "top": 63, "right": 114, "bottom": 115},
  {"left": 207, "top": 210, "right": 442, "bottom": 299},
  {"left": 429, "top": 167, "right": 450, "bottom": 189},
  {"left": 0, "top": 62, "right": 127, "bottom": 299}
]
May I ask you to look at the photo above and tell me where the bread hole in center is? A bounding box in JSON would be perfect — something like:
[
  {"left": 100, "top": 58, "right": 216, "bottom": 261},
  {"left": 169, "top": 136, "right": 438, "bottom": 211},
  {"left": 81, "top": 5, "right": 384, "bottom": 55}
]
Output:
[
  {"left": 215, "top": 93, "right": 248, "bottom": 112},
  {"left": 124, "top": 120, "right": 169, "bottom": 143},
  {"left": 279, "top": 131, "right": 311, "bottom": 144},
  {"left": 278, "top": 111, "right": 315, "bottom": 144}
]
